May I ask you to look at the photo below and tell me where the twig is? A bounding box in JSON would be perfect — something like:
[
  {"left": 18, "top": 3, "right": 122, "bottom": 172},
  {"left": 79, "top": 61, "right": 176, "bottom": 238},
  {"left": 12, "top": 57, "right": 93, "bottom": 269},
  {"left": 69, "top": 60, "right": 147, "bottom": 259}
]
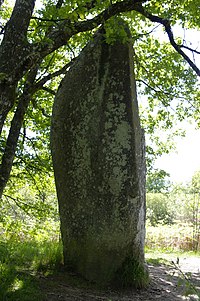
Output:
[
  {"left": 135, "top": 4, "right": 200, "bottom": 76},
  {"left": 34, "top": 58, "right": 76, "bottom": 91},
  {"left": 181, "top": 45, "right": 200, "bottom": 55},
  {"left": 171, "top": 260, "right": 200, "bottom": 296},
  {"left": 41, "top": 86, "right": 56, "bottom": 95}
]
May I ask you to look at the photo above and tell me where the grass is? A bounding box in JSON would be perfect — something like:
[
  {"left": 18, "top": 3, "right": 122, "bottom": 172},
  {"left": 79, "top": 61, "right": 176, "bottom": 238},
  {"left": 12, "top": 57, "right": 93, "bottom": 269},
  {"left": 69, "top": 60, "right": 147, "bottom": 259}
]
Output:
[
  {"left": 145, "top": 247, "right": 200, "bottom": 265},
  {"left": 0, "top": 238, "right": 63, "bottom": 301},
  {"left": 0, "top": 222, "right": 199, "bottom": 300},
  {"left": 146, "top": 223, "right": 200, "bottom": 252},
  {"left": 145, "top": 223, "right": 200, "bottom": 266}
]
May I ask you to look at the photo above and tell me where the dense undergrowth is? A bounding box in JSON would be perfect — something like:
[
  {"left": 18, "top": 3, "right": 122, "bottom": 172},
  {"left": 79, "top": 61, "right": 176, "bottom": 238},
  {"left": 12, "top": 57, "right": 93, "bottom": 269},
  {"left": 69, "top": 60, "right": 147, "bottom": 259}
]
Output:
[
  {"left": 0, "top": 218, "right": 199, "bottom": 301},
  {"left": 0, "top": 180, "right": 199, "bottom": 300},
  {"left": 0, "top": 217, "right": 62, "bottom": 301}
]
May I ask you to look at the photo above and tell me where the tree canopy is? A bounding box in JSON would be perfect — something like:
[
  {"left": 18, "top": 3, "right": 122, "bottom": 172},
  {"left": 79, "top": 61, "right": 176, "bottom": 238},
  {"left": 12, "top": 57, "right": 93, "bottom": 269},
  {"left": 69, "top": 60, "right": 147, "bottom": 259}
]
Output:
[{"left": 0, "top": 0, "right": 199, "bottom": 200}]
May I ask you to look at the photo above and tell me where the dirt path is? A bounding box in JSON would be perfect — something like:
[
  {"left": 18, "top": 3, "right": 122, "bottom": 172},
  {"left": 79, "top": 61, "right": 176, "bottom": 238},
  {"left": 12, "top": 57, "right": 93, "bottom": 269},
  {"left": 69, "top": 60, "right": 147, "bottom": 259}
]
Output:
[{"left": 39, "top": 257, "right": 200, "bottom": 301}]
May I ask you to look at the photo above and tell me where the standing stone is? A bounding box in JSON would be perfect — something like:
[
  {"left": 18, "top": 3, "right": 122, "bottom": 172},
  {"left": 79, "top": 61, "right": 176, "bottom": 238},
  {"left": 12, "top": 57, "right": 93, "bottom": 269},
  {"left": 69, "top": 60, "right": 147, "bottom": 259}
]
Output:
[{"left": 51, "top": 25, "right": 148, "bottom": 287}]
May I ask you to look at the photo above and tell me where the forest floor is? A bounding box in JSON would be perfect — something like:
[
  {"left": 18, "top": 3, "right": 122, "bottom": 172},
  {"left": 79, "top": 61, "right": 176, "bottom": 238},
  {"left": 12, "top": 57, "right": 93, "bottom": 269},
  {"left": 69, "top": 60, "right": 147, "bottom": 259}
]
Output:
[{"left": 38, "top": 256, "right": 200, "bottom": 301}]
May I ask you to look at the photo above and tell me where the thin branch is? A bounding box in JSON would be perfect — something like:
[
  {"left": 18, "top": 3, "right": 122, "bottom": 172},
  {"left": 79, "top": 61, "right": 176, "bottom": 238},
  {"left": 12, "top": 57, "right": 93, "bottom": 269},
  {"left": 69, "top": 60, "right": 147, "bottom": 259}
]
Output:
[
  {"left": 134, "top": 52, "right": 199, "bottom": 113},
  {"left": 66, "top": 43, "right": 76, "bottom": 58},
  {"left": 135, "top": 4, "right": 200, "bottom": 76},
  {"left": 42, "top": 86, "right": 56, "bottom": 95},
  {"left": 56, "top": 0, "right": 64, "bottom": 9},
  {"left": 31, "top": 16, "right": 62, "bottom": 22},
  {"left": 3, "top": 193, "right": 49, "bottom": 216},
  {"left": 137, "top": 79, "right": 175, "bottom": 111},
  {"left": 41, "top": 107, "right": 51, "bottom": 117},
  {"left": 18, "top": 134, "right": 51, "bottom": 170},
  {"left": 132, "top": 24, "right": 161, "bottom": 41},
  {"left": 180, "top": 44, "right": 200, "bottom": 55},
  {"left": 0, "top": 24, "right": 5, "bottom": 35},
  {"left": 137, "top": 78, "right": 199, "bottom": 113},
  {"left": 138, "top": 78, "right": 169, "bottom": 98},
  {"left": 42, "top": 53, "right": 56, "bottom": 76},
  {"left": 34, "top": 58, "right": 76, "bottom": 91}
]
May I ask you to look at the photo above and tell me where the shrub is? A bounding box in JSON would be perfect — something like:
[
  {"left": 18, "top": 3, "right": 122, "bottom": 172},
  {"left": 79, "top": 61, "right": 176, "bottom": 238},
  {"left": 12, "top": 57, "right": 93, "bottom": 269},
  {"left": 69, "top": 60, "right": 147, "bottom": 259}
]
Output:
[{"left": 146, "top": 193, "right": 174, "bottom": 226}]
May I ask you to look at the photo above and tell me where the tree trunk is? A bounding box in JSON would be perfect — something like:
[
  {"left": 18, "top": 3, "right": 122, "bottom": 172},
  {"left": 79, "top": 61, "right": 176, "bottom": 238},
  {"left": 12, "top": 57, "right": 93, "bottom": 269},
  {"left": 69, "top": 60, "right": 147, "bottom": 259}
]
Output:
[
  {"left": 0, "top": 0, "right": 35, "bottom": 134},
  {"left": 0, "top": 68, "right": 37, "bottom": 198}
]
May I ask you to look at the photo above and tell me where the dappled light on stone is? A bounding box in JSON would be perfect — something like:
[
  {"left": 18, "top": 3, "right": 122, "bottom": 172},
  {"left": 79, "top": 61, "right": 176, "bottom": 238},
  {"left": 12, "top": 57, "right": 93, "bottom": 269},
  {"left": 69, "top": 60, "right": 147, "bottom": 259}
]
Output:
[{"left": 51, "top": 24, "right": 147, "bottom": 287}]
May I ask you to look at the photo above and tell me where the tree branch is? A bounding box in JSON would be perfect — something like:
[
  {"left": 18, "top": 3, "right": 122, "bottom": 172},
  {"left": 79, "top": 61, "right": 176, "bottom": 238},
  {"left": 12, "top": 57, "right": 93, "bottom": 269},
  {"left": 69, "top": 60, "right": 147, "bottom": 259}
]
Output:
[
  {"left": 0, "top": 0, "right": 3, "bottom": 9},
  {"left": 72, "top": 0, "right": 148, "bottom": 34},
  {"left": 35, "top": 0, "right": 199, "bottom": 77},
  {"left": 180, "top": 44, "right": 200, "bottom": 55},
  {"left": 0, "top": 0, "right": 36, "bottom": 84},
  {"left": 0, "top": 0, "right": 36, "bottom": 56},
  {"left": 42, "top": 86, "right": 56, "bottom": 95},
  {"left": 135, "top": 4, "right": 200, "bottom": 76},
  {"left": 137, "top": 79, "right": 199, "bottom": 113},
  {"left": 34, "top": 58, "right": 76, "bottom": 91},
  {"left": 56, "top": 0, "right": 64, "bottom": 9},
  {"left": 36, "top": 0, "right": 148, "bottom": 57},
  {"left": 32, "top": 0, "right": 100, "bottom": 22}
]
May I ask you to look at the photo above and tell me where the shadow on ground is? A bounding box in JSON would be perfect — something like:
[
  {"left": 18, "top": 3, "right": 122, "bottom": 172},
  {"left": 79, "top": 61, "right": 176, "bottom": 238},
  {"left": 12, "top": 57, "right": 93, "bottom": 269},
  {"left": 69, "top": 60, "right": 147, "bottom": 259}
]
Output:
[{"left": 38, "top": 258, "right": 200, "bottom": 301}]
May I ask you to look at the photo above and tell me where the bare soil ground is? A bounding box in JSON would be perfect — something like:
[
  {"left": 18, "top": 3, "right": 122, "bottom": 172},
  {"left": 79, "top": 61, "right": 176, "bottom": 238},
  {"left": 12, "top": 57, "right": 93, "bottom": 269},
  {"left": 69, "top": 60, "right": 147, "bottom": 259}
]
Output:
[{"left": 39, "top": 257, "right": 200, "bottom": 301}]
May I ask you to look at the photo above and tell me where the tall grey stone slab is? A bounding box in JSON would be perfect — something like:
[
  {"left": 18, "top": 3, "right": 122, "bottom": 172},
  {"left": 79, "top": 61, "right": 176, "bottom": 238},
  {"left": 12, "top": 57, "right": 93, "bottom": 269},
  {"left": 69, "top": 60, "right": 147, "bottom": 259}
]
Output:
[{"left": 51, "top": 26, "right": 148, "bottom": 287}]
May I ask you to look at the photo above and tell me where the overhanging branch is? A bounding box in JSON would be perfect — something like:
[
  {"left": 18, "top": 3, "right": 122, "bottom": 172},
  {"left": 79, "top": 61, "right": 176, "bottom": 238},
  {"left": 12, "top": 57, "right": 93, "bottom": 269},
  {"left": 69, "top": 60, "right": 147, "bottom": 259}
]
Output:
[
  {"left": 47, "top": 0, "right": 199, "bottom": 76},
  {"left": 135, "top": 5, "right": 200, "bottom": 76},
  {"left": 34, "top": 58, "right": 76, "bottom": 91},
  {"left": 180, "top": 45, "right": 200, "bottom": 55},
  {"left": 73, "top": 0, "right": 148, "bottom": 33}
]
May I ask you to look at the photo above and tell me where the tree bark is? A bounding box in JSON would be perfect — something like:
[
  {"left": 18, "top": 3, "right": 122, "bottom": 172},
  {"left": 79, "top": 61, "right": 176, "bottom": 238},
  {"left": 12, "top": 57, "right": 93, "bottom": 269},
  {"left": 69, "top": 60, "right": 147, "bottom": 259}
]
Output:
[
  {"left": 0, "top": 0, "right": 4, "bottom": 8},
  {"left": 0, "top": 68, "right": 37, "bottom": 199},
  {"left": 0, "top": 0, "right": 35, "bottom": 75},
  {"left": 0, "top": 0, "right": 35, "bottom": 134}
]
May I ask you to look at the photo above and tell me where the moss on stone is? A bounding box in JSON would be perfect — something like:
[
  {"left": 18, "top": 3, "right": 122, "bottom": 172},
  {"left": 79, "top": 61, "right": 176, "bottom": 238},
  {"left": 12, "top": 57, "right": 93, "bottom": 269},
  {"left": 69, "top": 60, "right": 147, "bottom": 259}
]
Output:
[
  {"left": 113, "top": 256, "right": 149, "bottom": 289},
  {"left": 51, "top": 24, "right": 147, "bottom": 287}
]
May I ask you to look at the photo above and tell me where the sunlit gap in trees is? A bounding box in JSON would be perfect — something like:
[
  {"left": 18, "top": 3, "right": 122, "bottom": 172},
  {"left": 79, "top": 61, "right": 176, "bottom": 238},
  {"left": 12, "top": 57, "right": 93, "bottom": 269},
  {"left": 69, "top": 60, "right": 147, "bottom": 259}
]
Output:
[
  {"left": 154, "top": 122, "right": 200, "bottom": 184},
  {"left": 137, "top": 24, "right": 199, "bottom": 184}
]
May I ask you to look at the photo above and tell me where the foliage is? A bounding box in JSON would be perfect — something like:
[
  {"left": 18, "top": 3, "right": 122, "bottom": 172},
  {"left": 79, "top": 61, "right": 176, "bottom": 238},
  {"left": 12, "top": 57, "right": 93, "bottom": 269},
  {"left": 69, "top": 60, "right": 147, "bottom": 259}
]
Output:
[
  {"left": 146, "top": 193, "right": 175, "bottom": 226},
  {"left": 171, "top": 176, "right": 200, "bottom": 251},
  {"left": 191, "top": 170, "right": 200, "bottom": 192},
  {"left": 0, "top": 2, "right": 200, "bottom": 293},
  {"left": 0, "top": 173, "right": 58, "bottom": 225},
  {"left": 146, "top": 223, "right": 199, "bottom": 251},
  {"left": 146, "top": 168, "right": 171, "bottom": 193},
  {"left": 0, "top": 0, "right": 199, "bottom": 200},
  {"left": 0, "top": 221, "right": 62, "bottom": 301},
  {"left": 146, "top": 169, "right": 200, "bottom": 250}
]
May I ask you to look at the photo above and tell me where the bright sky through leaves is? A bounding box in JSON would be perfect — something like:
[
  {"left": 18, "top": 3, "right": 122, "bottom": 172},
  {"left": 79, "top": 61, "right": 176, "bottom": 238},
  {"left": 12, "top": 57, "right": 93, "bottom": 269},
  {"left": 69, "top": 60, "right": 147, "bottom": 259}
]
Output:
[
  {"left": 154, "top": 27, "right": 200, "bottom": 183},
  {"left": 155, "top": 124, "right": 200, "bottom": 183},
  {"left": 5, "top": 0, "right": 200, "bottom": 184}
]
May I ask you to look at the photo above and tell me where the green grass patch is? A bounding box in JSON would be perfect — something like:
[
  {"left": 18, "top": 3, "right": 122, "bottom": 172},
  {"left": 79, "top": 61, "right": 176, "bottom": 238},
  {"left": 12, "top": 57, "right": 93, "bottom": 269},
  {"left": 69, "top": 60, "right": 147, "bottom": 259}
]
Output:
[
  {"left": 145, "top": 247, "right": 200, "bottom": 266},
  {"left": 0, "top": 238, "right": 63, "bottom": 301},
  {"left": 1, "top": 221, "right": 199, "bottom": 300}
]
